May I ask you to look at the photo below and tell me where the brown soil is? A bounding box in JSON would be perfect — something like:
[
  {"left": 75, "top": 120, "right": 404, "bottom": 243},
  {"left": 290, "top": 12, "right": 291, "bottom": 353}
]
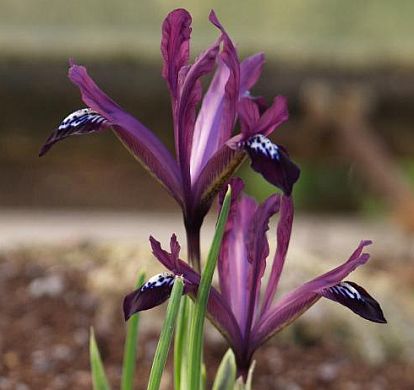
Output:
[{"left": 0, "top": 251, "right": 413, "bottom": 390}]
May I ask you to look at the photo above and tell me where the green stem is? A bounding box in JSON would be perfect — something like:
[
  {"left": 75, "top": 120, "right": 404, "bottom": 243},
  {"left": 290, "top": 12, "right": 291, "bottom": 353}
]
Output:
[
  {"left": 188, "top": 186, "right": 232, "bottom": 390},
  {"left": 121, "top": 272, "right": 146, "bottom": 390},
  {"left": 147, "top": 277, "right": 184, "bottom": 390}
]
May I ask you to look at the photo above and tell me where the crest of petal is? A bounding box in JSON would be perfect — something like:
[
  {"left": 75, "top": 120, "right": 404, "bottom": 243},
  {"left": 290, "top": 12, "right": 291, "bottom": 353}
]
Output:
[{"left": 67, "top": 63, "right": 183, "bottom": 205}]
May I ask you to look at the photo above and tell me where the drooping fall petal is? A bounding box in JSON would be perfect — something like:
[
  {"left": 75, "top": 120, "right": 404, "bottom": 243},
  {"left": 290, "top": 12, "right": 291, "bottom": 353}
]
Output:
[
  {"left": 244, "top": 134, "right": 300, "bottom": 195},
  {"left": 252, "top": 240, "right": 376, "bottom": 349},
  {"left": 123, "top": 272, "right": 177, "bottom": 320},
  {"left": 321, "top": 281, "right": 386, "bottom": 323},
  {"left": 65, "top": 63, "right": 184, "bottom": 205},
  {"left": 39, "top": 108, "right": 111, "bottom": 156}
]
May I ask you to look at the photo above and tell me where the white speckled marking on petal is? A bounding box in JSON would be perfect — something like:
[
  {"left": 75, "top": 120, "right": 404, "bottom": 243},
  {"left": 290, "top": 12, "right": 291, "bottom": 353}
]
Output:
[
  {"left": 58, "top": 108, "right": 110, "bottom": 132},
  {"left": 245, "top": 134, "right": 280, "bottom": 160},
  {"left": 140, "top": 272, "right": 175, "bottom": 292}
]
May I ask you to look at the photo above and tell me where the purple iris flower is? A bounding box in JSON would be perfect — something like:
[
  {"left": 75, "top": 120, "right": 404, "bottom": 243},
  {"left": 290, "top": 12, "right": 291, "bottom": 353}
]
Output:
[
  {"left": 39, "top": 9, "right": 299, "bottom": 269},
  {"left": 124, "top": 178, "right": 386, "bottom": 376}
]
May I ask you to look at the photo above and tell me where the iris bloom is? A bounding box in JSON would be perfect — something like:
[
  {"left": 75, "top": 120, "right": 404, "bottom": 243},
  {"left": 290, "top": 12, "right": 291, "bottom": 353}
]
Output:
[
  {"left": 124, "top": 179, "right": 386, "bottom": 375},
  {"left": 39, "top": 9, "right": 299, "bottom": 269}
]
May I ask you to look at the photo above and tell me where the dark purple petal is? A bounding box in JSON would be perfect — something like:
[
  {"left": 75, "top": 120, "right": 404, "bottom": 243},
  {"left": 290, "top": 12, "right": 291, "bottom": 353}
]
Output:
[
  {"left": 239, "top": 53, "right": 265, "bottom": 94},
  {"left": 67, "top": 63, "right": 183, "bottom": 205},
  {"left": 245, "top": 134, "right": 300, "bottom": 195},
  {"left": 123, "top": 272, "right": 177, "bottom": 320},
  {"left": 255, "top": 96, "right": 289, "bottom": 137},
  {"left": 321, "top": 281, "right": 386, "bottom": 323},
  {"left": 261, "top": 195, "right": 294, "bottom": 314},
  {"left": 190, "top": 11, "right": 240, "bottom": 180},
  {"left": 149, "top": 235, "right": 243, "bottom": 349},
  {"left": 252, "top": 240, "right": 373, "bottom": 350},
  {"left": 244, "top": 194, "right": 280, "bottom": 336},
  {"left": 39, "top": 108, "right": 111, "bottom": 156},
  {"left": 161, "top": 9, "right": 191, "bottom": 100}
]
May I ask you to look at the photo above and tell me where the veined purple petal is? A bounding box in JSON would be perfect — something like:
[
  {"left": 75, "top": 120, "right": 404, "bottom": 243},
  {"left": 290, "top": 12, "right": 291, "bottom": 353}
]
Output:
[
  {"left": 322, "top": 281, "right": 386, "bottom": 323},
  {"left": 218, "top": 180, "right": 257, "bottom": 332},
  {"left": 149, "top": 235, "right": 242, "bottom": 348},
  {"left": 261, "top": 195, "right": 294, "bottom": 314},
  {"left": 123, "top": 272, "right": 177, "bottom": 320},
  {"left": 189, "top": 11, "right": 240, "bottom": 181},
  {"left": 39, "top": 108, "right": 111, "bottom": 156},
  {"left": 255, "top": 96, "right": 289, "bottom": 137},
  {"left": 244, "top": 195, "right": 280, "bottom": 336},
  {"left": 238, "top": 98, "right": 260, "bottom": 136},
  {"left": 67, "top": 63, "right": 184, "bottom": 205},
  {"left": 191, "top": 145, "right": 246, "bottom": 219},
  {"left": 161, "top": 9, "right": 191, "bottom": 100},
  {"left": 245, "top": 134, "right": 300, "bottom": 195},
  {"left": 252, "top": 240, "right": 373, "bottom": 349}
]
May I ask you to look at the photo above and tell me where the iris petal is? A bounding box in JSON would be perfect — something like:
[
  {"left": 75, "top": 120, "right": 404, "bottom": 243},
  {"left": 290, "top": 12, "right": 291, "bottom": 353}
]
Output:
[
  {"left": 322, "top": 281, "right": 387, "bottom": 323},
  {"left": 39, "top": 108, "right": 110, "bottom": 156},
  {"left": 123, "top": 272, "right": 178, "bottom": 320},
  {"left": 244, "top": 134, "right": 300, "bottom": 195}
]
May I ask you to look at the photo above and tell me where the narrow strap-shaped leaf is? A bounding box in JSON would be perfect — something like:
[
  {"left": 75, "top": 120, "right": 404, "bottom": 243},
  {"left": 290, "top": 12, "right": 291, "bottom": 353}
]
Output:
[
  {"left": 188, "top": 185, "right": 232, "bottom": 390},
  {"left": 90, "top": 328, "right": 111, "bottom": 390},
  {"left": 147, "top": 277, "right": 184, "bottom": 390},
  {"left": 121, "top": 272, "right": 146, "bottom": 390},
  {"left": 174, "top": 296, "right": 191, "bottom": 390},
  {"left": 212, "top": 349, "right": 237, "bottom": 390}
]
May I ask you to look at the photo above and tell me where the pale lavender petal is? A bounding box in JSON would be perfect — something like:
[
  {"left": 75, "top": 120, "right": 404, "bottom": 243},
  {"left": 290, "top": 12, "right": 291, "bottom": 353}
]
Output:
[
  {"left": 252, "top": 240, "right": 373, "bottom": 349},
  {"left": 68, "top": 64, "right": 183, "bottom": 205},
  {"left": 175, "top": 41, "right": 220, "bottom": 185},
  {"left": 245, "top": 134, "right": 300, "bottom": 195},
  {"left": 161, "top": 9, "right": 191, "bottom": 100},
  {"left": 190, "top": 11, "right": 240, "bottom": 181},
  {"left": 322, "top": 281, "right": 386, "bottom": 323},
  {"left": 123, "top": 272, "right": 177, "bottom": 320},
  {"left": 261, "top": 195, "right": 294, "bottom": 314},
  {"left": 239, "top": 53, "right": 265, "bottom": 94}
]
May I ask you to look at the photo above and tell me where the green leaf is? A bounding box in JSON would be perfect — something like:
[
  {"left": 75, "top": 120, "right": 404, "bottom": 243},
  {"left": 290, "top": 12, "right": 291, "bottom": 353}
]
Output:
[
  {"left": 90, "top": 328, "right": 111, "bottom": 390},
  {"left": 188, "top": 185, "right": 232, "bottom": 390},
  {"left": 212, "top": 349, "right": 237, "bottom": 390},
  {"left": 147, "top": 277, "right": 185, "bottom": 390},
  {"left": 245, "top": 360, "right": 256, "bottom": 390},
  {"left": 121, "top": 272, "right": 146, "bottom": 390},
  {"left": 174, "top": 296, "right": 191, "bottom": 390}
]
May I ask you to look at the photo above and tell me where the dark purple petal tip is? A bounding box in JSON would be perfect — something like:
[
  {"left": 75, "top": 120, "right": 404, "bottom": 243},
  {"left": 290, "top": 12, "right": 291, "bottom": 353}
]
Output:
[
  {"left": 322, "top": 281, "right": 387, "bottom": 324},
  {"left": 39, "top": 108, "right": 111, "bottom": 156},
  {"left": 123, "top": 272, "right": 177, "bottom": 321},
  {"left": 244, "top": 134, "right": 300, "bottom": 195}
]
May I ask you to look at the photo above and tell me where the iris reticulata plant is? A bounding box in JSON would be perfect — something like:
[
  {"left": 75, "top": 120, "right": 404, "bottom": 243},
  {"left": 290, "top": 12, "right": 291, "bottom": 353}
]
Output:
[{"left": 41, "top": 7, "right": 386, "bottom": 389}]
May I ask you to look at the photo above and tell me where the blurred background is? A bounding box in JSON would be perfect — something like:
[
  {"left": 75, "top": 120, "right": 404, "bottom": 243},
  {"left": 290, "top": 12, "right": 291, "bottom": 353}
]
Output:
[{"left": 0, "top": 1, "right": 413, "bottom": 389}]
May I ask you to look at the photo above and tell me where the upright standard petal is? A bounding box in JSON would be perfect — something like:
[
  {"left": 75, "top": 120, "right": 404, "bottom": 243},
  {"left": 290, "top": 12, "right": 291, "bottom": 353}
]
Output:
[
  {"left": 239, "top": 53, "right": 265, "bottom": 95},
  {"left": 161, "top": 9, "right": 191, "bottom": 100},
  {"left": 66, "top": 63, "right": 183, "bottom": 205},
  {"left": 252, "top": 240, "right": 375, "bottom": 349},
  {"left": 190, "top": 11, "right": 240, "bottom": 180}
]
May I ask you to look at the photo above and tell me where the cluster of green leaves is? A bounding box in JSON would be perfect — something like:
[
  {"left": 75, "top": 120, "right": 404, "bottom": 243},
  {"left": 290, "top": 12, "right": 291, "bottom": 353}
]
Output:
[{"left": 89, "top": 187, "right": 255, "bottom": 390}]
